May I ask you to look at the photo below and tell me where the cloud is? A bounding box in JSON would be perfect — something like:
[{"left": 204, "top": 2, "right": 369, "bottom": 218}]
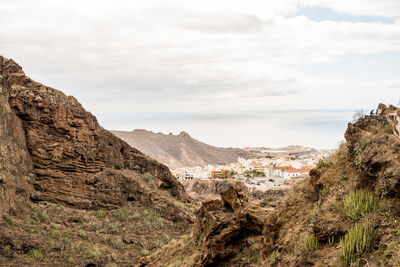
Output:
[{"left": 0, "top": 0, "right": 399, "bottom": 113}]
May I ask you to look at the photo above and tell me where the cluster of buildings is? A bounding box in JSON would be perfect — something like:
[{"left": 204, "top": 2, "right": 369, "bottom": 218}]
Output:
[{"left": 172, "top": 153, "right": 327, "bottom": 182}]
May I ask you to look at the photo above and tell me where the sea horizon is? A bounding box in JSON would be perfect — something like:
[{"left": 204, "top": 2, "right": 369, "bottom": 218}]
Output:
[{"left": 95, "top": 108, "right": 371, "bottom": 150}]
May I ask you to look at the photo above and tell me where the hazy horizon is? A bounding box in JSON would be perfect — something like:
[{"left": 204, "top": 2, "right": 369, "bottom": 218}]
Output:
[{"left": 96, "top": 108, "right": 369, "bottom": 150}]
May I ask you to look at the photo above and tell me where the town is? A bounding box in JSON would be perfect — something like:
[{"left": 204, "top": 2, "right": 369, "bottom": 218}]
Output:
[{"left": 172, "top": 148, "right": 331, "bottom": 189}]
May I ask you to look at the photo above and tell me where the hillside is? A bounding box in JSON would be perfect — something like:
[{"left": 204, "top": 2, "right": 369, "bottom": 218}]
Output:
[
  {"left": 112, "top": 129, "right": 252, "bottom": 169},
  {"left": 0, "top": 55, "right": 193, "bottom": 266},
  {"left": 145, "top": 104, "right": 400, "bottom": 266}
]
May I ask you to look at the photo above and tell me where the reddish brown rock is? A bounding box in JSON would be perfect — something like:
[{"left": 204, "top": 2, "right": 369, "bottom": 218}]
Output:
[
  {"left": 0, "top": 55, "right": 189, "bottom": 210},
  {"left": 0, "top": 57, "right": 33, "bottom": 214},
  {"left": 194, "top": 185, "right": 268, "bottom": 266}
]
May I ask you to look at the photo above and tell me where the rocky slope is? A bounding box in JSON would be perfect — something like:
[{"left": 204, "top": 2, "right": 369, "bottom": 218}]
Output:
[
  {"left": 182, "top": 179, "right": 288, "bottom": 205},
  {"left": 112, "top": 129, "right": 252, "bottom": 169},
  {"left": 0, "top": 55, "right": 192, "bottom": 266},
  {"left": 146, "top": 104, "right": 400, "bottom": 266}
]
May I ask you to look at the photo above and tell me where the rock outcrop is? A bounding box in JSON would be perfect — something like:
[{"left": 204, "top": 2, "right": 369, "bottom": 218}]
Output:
[
  {"left": 0, "top": 57, "right": 33, "bottom": 213},
  {"left": 182, "top": 179, "right": 288, "bottom": 204},
  {"left": 0, "top": 55, "right": 189, "bottom": 210},
  {"left": 194, "top": 185, "right": 268, "bottom": 266}
]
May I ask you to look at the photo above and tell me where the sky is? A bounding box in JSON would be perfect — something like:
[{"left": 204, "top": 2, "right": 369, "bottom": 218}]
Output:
[{"left": 1, "top": 0, "right": 400, "bottom": 148}]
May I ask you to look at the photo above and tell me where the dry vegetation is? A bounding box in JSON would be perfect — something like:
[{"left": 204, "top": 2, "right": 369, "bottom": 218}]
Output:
[{"left": 0, "top": 200, "right": 194, "bottom": 266}]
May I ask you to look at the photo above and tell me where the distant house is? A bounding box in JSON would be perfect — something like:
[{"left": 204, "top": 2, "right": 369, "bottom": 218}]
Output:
[
  {"left": 273, "top": 165, "right": 310, "bottom": 179},
  {"left": 282, "top": 167, "right": 310, "bottom": 179},
  {"left": 210, "top": 169, "right": 230, "bottom": 179},
  {"left": 273, "top": 166, "right": 291, "bottom": 177}
]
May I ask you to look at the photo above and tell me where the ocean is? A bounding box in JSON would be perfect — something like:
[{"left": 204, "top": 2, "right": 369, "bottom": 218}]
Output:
[{"left": 95, "top": 110, "right": 357, "bottom": 149}]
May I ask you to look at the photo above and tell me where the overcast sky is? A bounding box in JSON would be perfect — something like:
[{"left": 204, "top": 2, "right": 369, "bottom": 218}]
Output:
[{"left": 1, "top": 1, "right": 400, "bottom": 147}]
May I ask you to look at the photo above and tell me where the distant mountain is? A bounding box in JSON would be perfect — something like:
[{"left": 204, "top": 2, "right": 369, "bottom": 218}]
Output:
[{"left": 112, "top": 129, "right": 252, "bottom": 169}]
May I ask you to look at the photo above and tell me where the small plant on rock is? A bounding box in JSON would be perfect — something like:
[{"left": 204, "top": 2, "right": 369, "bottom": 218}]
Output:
[
  {"left": 339, "top": 220, "right": 374, "bottom": 266},
  {"left": 270, "top": 249, "right": 279, "bottom": 264},
  {"left": 31, "top": 248, "right": 44, "bottom": 261},
  {"left": 142, "top": 172, "right": 155, "bottom": 184},
  {"left": 304, "top": 234, "right": 319, "bottom": 251},
  {"left": 343, "top": 189, "right": 377, "bottom": 222}
]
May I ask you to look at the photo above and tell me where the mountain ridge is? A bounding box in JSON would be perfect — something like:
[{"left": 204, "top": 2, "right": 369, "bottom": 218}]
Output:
[{"left": 112, "top": 129, "right": 252, "bottom": 169}]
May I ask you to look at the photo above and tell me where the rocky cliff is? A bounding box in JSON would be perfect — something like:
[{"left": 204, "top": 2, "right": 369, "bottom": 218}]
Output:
[
  {"left": 0, "top": 57, "right": 33, "bottom": 214},
  {"left": 112, "top": 129, "right": 252, "bottom": 169},
  {"left": 0, "top": 55, "right": 189, "bottom": 210},
  {"left": 0, "top": 55, "right": 193, "bottom": 266}
]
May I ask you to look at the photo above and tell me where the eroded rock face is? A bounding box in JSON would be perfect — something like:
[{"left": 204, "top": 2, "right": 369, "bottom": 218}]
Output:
[
  {"left": 345, "top": 104, "right": 400, "bottom": 198},
  {"left": 194, "top": 185, "right": 268, "bottom": 266},
  {"left": 0, "top": 57, "right": 33, "bottom": 214},
  {"left": 0, "top": 55, "right": 189, "bottom": 209}
]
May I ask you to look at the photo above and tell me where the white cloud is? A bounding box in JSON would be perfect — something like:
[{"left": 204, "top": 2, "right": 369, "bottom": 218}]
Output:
[{"left": 0, "top": 0, "right": 399, "bottom": 114}]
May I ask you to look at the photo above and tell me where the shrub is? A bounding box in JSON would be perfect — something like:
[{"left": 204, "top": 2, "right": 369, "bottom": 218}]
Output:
[
  {"left": 382, "top": 124, "right": 394, "bottom": 134},
  {"left": 90, "top": 244, "right": 101, "bottom": 260},
  {"left": 270, "top": 249, "right": 279, "bottom": 264},
  {"left": 2, "top": 214, "right": 14, "bottom": 226},
  {"left": 95, "top": 209, "right": 106, "bottom": 219},
  {"left": 51, "top": 229, "right": 62, "bottom": 240},
  {"left": 304, "top": 234, "right": 318, "bottom": 251},
  {"left": 32, "top": 210, "right": 48, "bottom": 223},
  {"left": 340, "top": 220, "right": 374, "bottom": 266},
  {"left": 131, "top": 212, "right": 140, "bottom": 220},
  {"left": 110, "top": 237, "right": 125, "bottom": 250},
  {"left": 142, "top": 172, "right": 155, "bottom": 184},
  {"left": 112, "top": 208, "right": 129, "bottom": 221},
  {"left": 108, "top": 222, "right": 121, "bottom": 234},
  {"left": 352, "top": 109, "right": 366, "bottom": 122},
  {"left": 168, "top": 256, "right": 184, "bottom": 267},
  {"left": 78, "top": 229, "right": 87, "bottom": 239},
  {"left": 31, "top": 248, "right": 44, "bottom": 261},
  {"left": 343, "top": 190, "right": 377, "bottom": 222},
  {"left": 316, "top": 159, "right": 326, "bottom": 169},
  {"left": 141, "top": 248, "right": 149, "bottom": 256}
]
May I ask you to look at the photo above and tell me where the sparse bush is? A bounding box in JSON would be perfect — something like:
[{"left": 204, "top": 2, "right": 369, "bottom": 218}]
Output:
[
  {"left": 270, "top": 249, "right": 279, "bottom": 264},
  {"left": 95, "top": 209, "right": 106, "bottom": 219},
  {"left": 142, "top": 172, "right": 155, "bottom": 184},
  {"left": 31, "top": 248, "right": 44, "bottom": 261},
  {"left": 382, "top": 124, "right": 394, "bottom": 134},
  {"left": 51, "top": 229, "right": 62, "bottom": 240},
  {"left": 352, "top": 109, "right": 366, "bottom": 122},
  {"left": 90, "top": 244, "right": 101, "bottom": 260},
  {"left": 113, "top": 208, "right": 129, "bottom": 221},
  {"left": 168, "top": 255, "right": 184, "bottom": 267},
  {"left": 328, "top": 236, "right": 335, "bottom": 246},
  {"left": 340, "top": 220, "right": 374, "bottom": 266},
  {"left": 131, "top": 212, "right": 140, "bottom": 220},
  {"left": 308, "top": 203, "right": 320, "bottom": 223},
  {"left": 153, "top": 217, "right": 164, "bottom": 229},
  {"left": 304, "top": 234, "right": 318, "bottom": 251},
  {"left": 343, "top": 189, "right": 377, "bottom": 222},
  {"left": 108, "top": 222, "right": 121, "bottom": 234},
  {"left": 2, "top": 214, "right": 14, "bottom": 226},
  {"left": 78, "top": 229, "right": 87, "bottom": 239},
  {"left": 110, "top": 237, "right": 125, "bottom": 250},
  {"left": 180, "top": 234, "right": 191, "bottom": 241},
  {"left": 32, "top": 210, "right": 48, "bottom": 223},
  {"left": 316, "top": 159, "right": 326, "bottom": 169},
  {"left": 141, "top": 248, "right": 149, "bottom": 256}
]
